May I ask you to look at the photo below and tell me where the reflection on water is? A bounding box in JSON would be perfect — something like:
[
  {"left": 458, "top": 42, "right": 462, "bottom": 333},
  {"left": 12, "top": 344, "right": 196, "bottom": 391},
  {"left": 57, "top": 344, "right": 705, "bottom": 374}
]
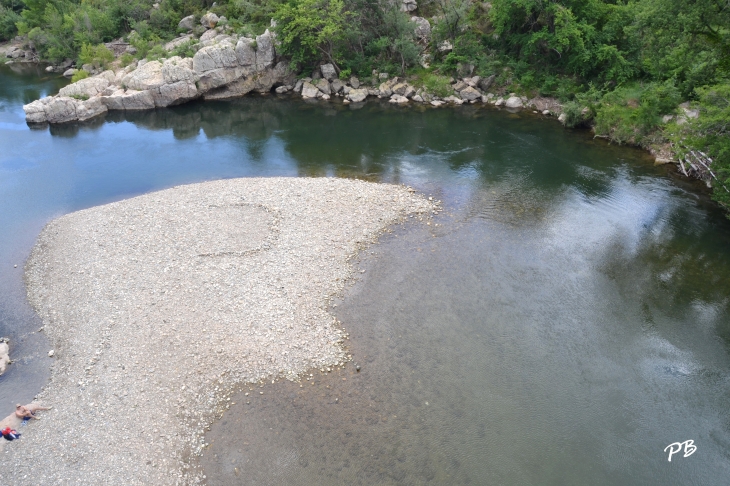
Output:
[{"left": 1, "top": 66, "right": 730, "bottom": 484}]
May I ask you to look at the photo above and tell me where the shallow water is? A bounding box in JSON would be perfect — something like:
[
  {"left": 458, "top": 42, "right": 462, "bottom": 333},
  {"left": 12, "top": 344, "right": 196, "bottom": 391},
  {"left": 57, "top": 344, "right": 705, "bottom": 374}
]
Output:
[{"left": 2, "top": 64, "right": 730, "bottom": 484}]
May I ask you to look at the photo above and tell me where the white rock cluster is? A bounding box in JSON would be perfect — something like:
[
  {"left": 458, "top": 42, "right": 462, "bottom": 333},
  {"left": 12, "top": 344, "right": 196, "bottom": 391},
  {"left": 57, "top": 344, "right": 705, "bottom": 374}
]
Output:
[
  {"left": 287, "top": 69, "right": 564, "bottom": 115},
  {"left": 23, "top": 26, "right": 292, "bottom": 124}
]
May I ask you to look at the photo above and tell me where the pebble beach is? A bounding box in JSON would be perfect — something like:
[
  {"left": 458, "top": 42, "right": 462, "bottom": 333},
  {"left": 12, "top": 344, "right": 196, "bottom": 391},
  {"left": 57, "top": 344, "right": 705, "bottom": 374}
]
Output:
[{"left": 6, "top": 177, "right": 434, "bottom": 485}]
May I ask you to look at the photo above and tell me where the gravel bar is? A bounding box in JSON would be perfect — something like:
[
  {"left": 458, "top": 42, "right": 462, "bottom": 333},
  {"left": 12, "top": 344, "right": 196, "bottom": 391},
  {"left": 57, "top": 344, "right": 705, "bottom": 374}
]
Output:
[{"left": 7, "top": 177, "right": 434, "bottom": 485}]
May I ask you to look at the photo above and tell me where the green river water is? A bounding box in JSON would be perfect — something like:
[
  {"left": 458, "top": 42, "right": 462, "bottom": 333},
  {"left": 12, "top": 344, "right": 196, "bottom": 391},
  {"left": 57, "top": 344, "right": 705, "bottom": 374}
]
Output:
[{"left": 1, "top": 63, "right": 729, "bottom": 485}]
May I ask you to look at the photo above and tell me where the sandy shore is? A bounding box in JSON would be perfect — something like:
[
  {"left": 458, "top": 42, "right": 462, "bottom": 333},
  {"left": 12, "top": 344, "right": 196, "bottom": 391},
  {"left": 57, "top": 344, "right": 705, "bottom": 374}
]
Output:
[{"left": 6, "top": 177, "right": 434, "bottom": 485}]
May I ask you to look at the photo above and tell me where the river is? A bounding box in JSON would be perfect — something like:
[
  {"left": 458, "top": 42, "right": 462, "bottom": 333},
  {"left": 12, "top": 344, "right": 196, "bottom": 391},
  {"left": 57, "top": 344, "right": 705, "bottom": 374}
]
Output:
[{"left": 1, "top": 63, "right": 729, "bottom": 484}]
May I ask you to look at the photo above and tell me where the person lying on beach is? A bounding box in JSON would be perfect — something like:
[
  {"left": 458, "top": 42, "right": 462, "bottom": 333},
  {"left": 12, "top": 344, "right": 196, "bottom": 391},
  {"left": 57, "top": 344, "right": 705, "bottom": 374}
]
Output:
[
  {"left": 0, "top": 402, "right": 51, "bottom": 442},
  {"left": 14, "top": 403, "right": 51, "bottom": 421}
]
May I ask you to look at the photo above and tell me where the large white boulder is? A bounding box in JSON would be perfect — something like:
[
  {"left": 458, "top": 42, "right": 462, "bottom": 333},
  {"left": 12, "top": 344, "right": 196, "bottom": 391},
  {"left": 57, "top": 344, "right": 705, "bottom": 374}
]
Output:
[
  {"left": 347, "top": 88, "right": 368, "bottom": 103},
  {"left": 505, "top": 96, "right": 524, "bottom": 109},
  {"left": 154, "top": 82, "right": 198, "bottom": 107},
  {"left": 178, "top": 15, "right": 195, "bottom": 31},
  {"left": 193, "top": 44, "right": 238, "bottom": 73},
  {"left": 101, "top": 89, "right": 156, "bottom": 111},
  {"left": 203, "top": 61, "right": 290, "bottom": 100},
  {"left": 412, "top": 17, "right": 431, "bottom": 39},
  {"left": 200, "top": 12, "right": 219, "bottom": 29},
  {"left": 196, "top": 67, "right": 251, "bottom": 92},
  {"left": 162, "top": 56, "right": 197, "bottom": 84},
  {"left": 459, "top": 86, "right": 481, "bottom": 101},
  {"left": 301, "top": 82, "right": 319, "bottom": 99},
  {"left": 255, "top": 30, "right": 275, "bottom": 70},
  {"left": 122, "top": 61, "right": 165, "bottom": 91},
  {"left": 235, "top": 38, "right": 256, "bottom": 66},
  {"left": 23, "top": 95, "right": 107, "bottom": 123},
  {"left": 320, "top": 63, "right": 337, "bottom": 81},
  {"left": 58, "top": 77, "right": 110, "bottom": 98},
  {"left": 401, "top": 0, "right": 417, "bottom": 11},
  {"left": 76, "top": 96, "right": 108, "bottom": 121}
]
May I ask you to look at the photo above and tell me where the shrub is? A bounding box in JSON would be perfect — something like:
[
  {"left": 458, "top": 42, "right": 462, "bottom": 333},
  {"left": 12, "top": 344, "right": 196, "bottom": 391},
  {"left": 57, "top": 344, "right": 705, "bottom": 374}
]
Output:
[
  {"left": 0, "top": 5, "right": 21, "bottom": 41},
  {"left": 170, "top": 39, "right": 199, "bottom": 58},
  {"left": 78, "top": 43, "right": 115, "bottom": 70},
  {"left": 561, "top": 101, "right": 590, "bottom": 129},
  {"left": 71, "top": 69, "right": 89, "bottom": 83},
  {"left": 667, "top": 83, "right": 730, "bottom": 211},
  {"left": 146, "top": 44, "right": 170, "bottom": 61},
  {"left": 120, "top": 53, "right": 135, "bottom": 67},
  {"left": 418, "top": 73, "right": 452, "bottom": 98}
]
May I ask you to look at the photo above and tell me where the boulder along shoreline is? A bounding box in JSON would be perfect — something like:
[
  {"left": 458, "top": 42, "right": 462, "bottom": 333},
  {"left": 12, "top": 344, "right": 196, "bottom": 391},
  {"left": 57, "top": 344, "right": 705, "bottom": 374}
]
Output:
[
  {"left": 8, "top": 177, "right": 436, "bottom": 485},
  {"left": 17, "top": 17, "right": 565, "bottom": 127}
]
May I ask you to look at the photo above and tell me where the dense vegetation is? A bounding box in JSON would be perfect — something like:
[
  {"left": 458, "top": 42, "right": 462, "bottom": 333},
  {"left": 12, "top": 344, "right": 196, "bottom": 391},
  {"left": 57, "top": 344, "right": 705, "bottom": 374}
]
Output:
[{"left": 1, "top": 0, "right": 729, "bottom": 211}]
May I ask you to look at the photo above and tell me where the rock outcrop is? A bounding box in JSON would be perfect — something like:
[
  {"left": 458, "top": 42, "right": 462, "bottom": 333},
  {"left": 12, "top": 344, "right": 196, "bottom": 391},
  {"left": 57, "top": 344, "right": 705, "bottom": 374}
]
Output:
[
  {"left": 24, "top": 95, "right": 108, "bottom": 124},
  {"left": 24, "top": 30, "right": 290, "bottom": 124},
  {"left": 24, "top": 21, "right": 564, "bottom": 125}
]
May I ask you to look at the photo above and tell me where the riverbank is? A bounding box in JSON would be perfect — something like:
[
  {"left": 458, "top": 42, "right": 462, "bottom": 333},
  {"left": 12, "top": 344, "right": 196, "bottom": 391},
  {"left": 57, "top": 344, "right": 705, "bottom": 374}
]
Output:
[{"left": 7, "top": 177, "right": 434, "bottom": 485}]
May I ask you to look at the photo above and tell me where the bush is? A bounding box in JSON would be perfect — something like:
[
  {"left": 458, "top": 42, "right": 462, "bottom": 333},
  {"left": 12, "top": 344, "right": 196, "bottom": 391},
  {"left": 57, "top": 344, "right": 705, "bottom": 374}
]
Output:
[
  {"left": 418, "top": 73, "right": 452, "bottom": 98},
  {"left": 0, "top": 5, "right": 21, "bottom": 41},
  {"left": 78, "top": 43, "right": 115, "bottom": 70},
  {"left": 592, "top": 82, "right": 681, "bottom": 144},
  {"left": 120, "top": 52, "right": 135, "bottom": 66},
  {"left": 667, "top": 83, "right": 730, "bottom": 211},
  {"left": 170, "top": 39, "right": 199, "bottom": 58},
  {"left": 71, "top": 69, "right": 89, "bottom": 83}
]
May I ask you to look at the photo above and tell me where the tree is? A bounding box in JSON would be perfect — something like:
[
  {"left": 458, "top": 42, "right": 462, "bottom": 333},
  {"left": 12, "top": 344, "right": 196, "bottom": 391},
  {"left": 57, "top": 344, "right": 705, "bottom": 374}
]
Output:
[{"left": 274, "top": 0, "right": 351, "bottom": 72}]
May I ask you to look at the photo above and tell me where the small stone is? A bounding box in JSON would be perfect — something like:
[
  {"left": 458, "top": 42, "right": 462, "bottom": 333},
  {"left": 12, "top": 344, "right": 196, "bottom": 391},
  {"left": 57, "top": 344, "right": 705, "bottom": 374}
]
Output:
[
  {"left": 48, "top": 350, "right": 55, "bottom": 357},
  {"left": 355, "top": 364, "right": 361, "bottom": 372}
]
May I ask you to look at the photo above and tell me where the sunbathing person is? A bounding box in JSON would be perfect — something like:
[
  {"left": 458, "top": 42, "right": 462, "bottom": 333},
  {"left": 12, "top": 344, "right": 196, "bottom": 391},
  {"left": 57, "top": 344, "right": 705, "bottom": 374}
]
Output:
[{"left": 14, "top": 403, "right": 51, "bottom": 421}]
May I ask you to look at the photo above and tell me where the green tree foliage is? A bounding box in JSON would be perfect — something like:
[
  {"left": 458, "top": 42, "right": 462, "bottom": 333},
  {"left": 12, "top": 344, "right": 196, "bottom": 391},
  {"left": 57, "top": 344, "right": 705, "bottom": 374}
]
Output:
[
  {"left": 0, "top": 0, "right": 23, "bottom": 41},
  {"left": 78, "top": 42, "right": 114, "bottom": 68},
  {"left": 70, "top": 68, "right": 89, "bottom": 82},
  {"left": 274, "top": 0, "right": 350, "bottom": 71},
  {"left": 488, "top": 0, "right": 639, "bottom": 83},
  {"left": 668, "top": 85, "right": 730, "bottom": 210}
]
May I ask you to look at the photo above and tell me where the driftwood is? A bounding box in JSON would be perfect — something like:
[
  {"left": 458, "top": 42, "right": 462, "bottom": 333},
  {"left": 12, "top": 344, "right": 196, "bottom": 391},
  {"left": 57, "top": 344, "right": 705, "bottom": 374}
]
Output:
[{"left": 674, "top": 143, "right": 729, "bottom": 193}]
